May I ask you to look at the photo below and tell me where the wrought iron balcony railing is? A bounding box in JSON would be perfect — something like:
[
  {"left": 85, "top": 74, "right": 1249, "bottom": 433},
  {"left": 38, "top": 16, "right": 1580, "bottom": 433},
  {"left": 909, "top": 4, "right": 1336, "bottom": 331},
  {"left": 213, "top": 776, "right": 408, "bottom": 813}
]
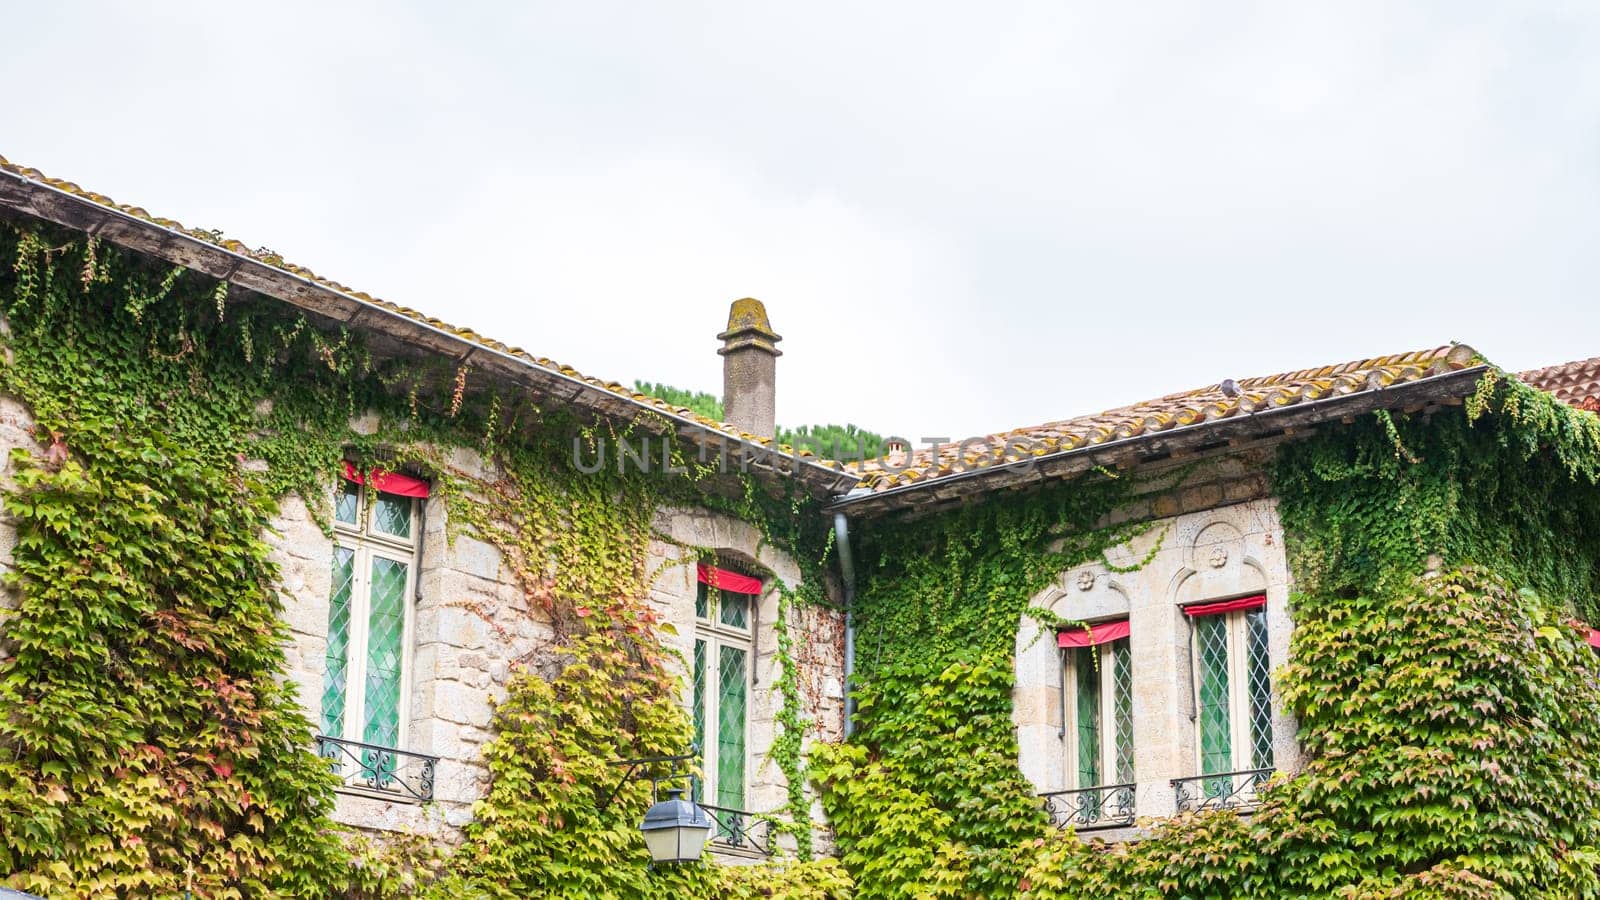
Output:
[
  {"left": 1172, "top": 767, "right": 1272, "bottom": 814},
  {"left": 315, "top": 734, "right": 438, "bottom": 802},
  {"left": 1040, "top": 783, "right": 1137, "bottom": 830},
  {"left": 701, "top": 804, "right": 776, "bottom": 856}
]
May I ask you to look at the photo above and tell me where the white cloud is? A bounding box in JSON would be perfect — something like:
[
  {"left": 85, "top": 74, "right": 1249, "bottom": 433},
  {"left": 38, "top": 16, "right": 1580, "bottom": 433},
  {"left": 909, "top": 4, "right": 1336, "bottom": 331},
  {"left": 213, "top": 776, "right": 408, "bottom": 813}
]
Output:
[{"left": 4, "top": 0, "right": 1597, "bottom": 439}]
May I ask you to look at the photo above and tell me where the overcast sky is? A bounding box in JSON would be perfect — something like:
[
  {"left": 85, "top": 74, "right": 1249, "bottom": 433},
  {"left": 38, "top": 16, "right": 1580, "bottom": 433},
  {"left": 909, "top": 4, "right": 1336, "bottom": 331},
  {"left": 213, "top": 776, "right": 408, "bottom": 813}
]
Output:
[{"left": 5, "top": 2, "right": 1598, "bottom": 439}]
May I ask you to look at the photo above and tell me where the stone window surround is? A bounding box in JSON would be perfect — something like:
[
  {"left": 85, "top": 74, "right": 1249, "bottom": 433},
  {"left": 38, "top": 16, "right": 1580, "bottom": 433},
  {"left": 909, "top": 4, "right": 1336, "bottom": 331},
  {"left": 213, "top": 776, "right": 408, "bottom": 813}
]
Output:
[
  {"left": 279, "top": 460, "right": 827, "bottom": 843},
  {"left": 278, "top": 442, "right": 527, "bottom": 838},
  {"left": 1014, "top": 498, "right": 1303, "bottom": 834},
  {"left": 282, "top": 475, "right": 454, "bottom": 813},
  {"left": 649, "top": 508, "right": 812, "bottom": 857}
]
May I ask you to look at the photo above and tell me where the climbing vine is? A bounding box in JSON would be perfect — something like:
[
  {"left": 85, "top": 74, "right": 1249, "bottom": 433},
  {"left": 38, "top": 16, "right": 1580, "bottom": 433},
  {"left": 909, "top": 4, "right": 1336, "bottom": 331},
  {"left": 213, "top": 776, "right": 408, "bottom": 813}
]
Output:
[
  {"left": 0, "top": 221, "right": 845, "bottom": 897},
  {"left": 811, "top": 372, "right": 1600, "bottom": 898},
  {"left": 811, "top": 473, "right": 1151, "bottom": 897},
  {"left": 9, "top": 213, "right": 1600, "bottom": 898}
]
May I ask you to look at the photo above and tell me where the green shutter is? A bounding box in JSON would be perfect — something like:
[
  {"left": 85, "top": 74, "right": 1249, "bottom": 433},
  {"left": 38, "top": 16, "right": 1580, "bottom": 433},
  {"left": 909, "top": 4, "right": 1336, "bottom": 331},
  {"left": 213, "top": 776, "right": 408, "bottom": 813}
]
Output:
[
  {"left": 362, "top": 556, "right": 408, "bottom": 749},
  {"left": 321, "top": 546, "right": 356, "bottom": 736},
  {"left": 1074, "top": 647, "right": 1101, "bottom": 788},
  {"left": 1197, "top": 615, "right": 1233, "bottom": 778},
  {"left": 716, "top": 645, "right": 748, "bottom": 810}
]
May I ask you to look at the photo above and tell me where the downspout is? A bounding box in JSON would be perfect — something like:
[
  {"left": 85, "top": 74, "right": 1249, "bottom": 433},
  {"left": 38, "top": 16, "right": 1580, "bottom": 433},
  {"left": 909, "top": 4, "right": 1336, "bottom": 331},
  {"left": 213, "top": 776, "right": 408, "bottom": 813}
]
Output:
[{"left": 833, "top": 509, "right": 858, "bottom": 738}]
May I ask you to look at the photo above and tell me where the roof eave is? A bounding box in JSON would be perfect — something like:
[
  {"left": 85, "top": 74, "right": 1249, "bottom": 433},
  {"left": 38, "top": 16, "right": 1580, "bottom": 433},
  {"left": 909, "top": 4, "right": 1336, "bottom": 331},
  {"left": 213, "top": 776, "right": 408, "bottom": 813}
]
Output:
[
  {"left": 0, "top": 168, "right": 857, "bottom": 498},
  {"left": 827, "top": 364, "right": 1490, "bottom": 517}
]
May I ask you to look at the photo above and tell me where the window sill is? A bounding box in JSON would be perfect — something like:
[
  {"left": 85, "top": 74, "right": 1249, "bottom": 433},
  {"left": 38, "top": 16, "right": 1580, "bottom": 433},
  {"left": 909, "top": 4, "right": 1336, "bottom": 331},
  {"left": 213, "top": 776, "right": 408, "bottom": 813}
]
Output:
[{"left": 333, "top": 784, "right": 428, "bottom": 806}]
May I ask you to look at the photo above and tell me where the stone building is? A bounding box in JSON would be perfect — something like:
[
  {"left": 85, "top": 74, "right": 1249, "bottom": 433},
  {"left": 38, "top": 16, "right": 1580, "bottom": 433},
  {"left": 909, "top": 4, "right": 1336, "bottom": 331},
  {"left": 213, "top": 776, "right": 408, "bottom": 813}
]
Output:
[
  {"left": 0, "top": 157, "right": 858, "bottom": 863},
  {"left": 1, "top": 154, "right": 1597, "bottom": 868},
  {"left": 839, "top": 349, "right": 1600, "bottom": 840}
]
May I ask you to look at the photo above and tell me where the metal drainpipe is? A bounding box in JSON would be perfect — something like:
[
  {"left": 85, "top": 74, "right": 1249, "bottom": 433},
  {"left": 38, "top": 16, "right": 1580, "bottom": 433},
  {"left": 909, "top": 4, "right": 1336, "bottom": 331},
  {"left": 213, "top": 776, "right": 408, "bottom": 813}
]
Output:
[{"left": 832, "top": 510, "right": 858, "bottom": 739}]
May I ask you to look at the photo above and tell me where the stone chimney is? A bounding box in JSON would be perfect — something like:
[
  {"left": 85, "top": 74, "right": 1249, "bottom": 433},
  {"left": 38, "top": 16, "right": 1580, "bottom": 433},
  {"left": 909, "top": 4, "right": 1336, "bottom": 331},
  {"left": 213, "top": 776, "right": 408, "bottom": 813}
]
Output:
[{"left": 718, "top": 298, "right": 782, "bottom": 438}]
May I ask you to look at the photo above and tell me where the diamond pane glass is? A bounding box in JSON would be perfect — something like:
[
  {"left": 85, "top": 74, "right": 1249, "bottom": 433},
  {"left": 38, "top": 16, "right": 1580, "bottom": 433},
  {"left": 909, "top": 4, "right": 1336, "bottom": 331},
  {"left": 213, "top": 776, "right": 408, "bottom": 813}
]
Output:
[
  {"left": 1074, "top": 647, "right": 1100, "bottom": 788},
  {"left": 719, "top": 590, "right": 750, "bottom": 629},
  {"left": 1197, "top": 615, "right": 1233, "bottom": 778},
  {"left": 1246, "top": 608, "right": 1274, "bottom": 769},
  {"left": 321, "top": 546, "right": 356, "bottom": 736},
  {"left": 695, "top": 581, "right": 709, "bottom": 619},
  {"left": 1111, "top": 639, "right": 1134, "bottom": 784},
  {"left": 691, "top": 639, "right": 707, "bottom": 802},
  {"left": 335, "top": 481, "right": 360, "bottom": 526},
  {"left": 362, "top": 556, "right": 408, "bottom": 749},
  {"left": 716, "top": 645, "right": 748, "bottom": 810},
  {"left": 372, "top": 493, "right": 412, "bottom": 540}
]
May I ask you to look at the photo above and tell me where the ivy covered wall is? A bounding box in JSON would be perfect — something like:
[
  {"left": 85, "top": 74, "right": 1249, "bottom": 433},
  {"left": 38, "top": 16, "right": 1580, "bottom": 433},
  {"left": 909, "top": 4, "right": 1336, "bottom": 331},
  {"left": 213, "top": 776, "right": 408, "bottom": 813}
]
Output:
[
  {"left": 0, "top": 221, "right": 849, "bottom": 897},
  {"left": 813, "top": 382, "right": 1600, "bottom": 898},
  {"left": 5, "top": 210, "right": 1600, "bottom": 899}
]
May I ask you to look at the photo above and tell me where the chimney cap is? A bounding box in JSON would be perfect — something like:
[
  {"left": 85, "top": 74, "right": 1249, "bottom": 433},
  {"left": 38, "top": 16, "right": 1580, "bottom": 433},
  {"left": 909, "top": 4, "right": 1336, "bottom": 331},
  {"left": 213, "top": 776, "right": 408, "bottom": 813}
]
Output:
[{"left": 718, "top": 298, "right": 783, "bottom": 356}]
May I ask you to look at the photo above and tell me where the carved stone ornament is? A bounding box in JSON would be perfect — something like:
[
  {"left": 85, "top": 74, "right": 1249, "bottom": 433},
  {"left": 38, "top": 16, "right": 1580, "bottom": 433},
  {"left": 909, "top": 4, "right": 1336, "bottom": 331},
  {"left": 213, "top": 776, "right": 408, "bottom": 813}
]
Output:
[
  {"left": 1207, "top": 546, "right": 1229, "bottom": 568},
  {"left": 1076, "top": 570, "right": 1096, "bottom": 591}
]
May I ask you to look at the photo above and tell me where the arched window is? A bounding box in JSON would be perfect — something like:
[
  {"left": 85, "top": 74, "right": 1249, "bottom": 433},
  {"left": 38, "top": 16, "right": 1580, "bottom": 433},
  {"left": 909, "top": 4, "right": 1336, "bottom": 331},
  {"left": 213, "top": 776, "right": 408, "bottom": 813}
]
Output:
[{"left": 691, "top": 560, "right": 761, "bottom": 815}]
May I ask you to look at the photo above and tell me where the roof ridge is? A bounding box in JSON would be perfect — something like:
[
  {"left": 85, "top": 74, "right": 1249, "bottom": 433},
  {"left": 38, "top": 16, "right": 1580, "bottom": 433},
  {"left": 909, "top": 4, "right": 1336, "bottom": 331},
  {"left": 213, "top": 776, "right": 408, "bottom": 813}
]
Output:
[
  {"left": 941, "top": 343, "right": 1472, "bottom": 441},
  {"left": 846, "top": 343, "right": 1482, "bottom": 487}
]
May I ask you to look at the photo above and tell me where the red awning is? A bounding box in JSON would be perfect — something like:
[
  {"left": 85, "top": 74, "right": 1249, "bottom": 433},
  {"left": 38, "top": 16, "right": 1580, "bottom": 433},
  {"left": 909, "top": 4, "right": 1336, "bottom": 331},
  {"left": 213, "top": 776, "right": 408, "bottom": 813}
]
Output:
[
  {"left": 1183, "top": 594, "right": 1267, "bottom": 618},
  {"left": 1058, "top": 619, "right": 1131, "bottom": 649},
  {"left": 697, "top": 563, "right": 763, "bottom": 596},
  {"left": 342, "top": 461, "right": 431, "bottom": 499},
  {"left": 1589, "top": 629, "right": 1600, "bottom": 650}
]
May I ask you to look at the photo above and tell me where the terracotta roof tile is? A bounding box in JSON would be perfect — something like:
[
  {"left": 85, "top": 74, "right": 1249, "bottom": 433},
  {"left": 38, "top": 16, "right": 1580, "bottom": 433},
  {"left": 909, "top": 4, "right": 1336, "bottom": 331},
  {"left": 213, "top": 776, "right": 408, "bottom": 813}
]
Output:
[
  {"left": 848, "top": 344, "right": 1481, "bottom": 492},
  {"left": 1519, "top": 356, "right": 1600, "bottom": 413},
  {"left": 10, "top": 154, "right": 1587, "bottom": 503}
]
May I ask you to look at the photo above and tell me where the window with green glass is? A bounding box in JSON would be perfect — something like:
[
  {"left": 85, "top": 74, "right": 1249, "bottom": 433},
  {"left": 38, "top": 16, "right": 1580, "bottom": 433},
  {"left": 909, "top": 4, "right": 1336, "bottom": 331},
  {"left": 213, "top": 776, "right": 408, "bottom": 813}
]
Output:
[
  {"left": 321, "top": 476, "right": 421, "bottom": 778},
  {"left": 690, "top": 564, "right": 759, "bottom": 823},
  {"left": 716, "top": 644, "right": 748, "bottom": 811},
  {"left": 1065, "top": 635, "right": 1133, "bottom": 790},
  {"left": 1193, "top": 606, "right": 1274, "bottom": 785}
]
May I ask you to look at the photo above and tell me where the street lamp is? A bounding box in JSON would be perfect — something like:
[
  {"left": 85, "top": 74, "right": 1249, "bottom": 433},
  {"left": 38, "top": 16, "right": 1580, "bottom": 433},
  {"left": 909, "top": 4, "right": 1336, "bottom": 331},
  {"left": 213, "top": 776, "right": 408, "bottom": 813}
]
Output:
[
  {"left": 599, "top": 747, "right": 714, "bottom": 865},
  {"left": 640, "top": 787, "right": 713, "bottom": 863}
]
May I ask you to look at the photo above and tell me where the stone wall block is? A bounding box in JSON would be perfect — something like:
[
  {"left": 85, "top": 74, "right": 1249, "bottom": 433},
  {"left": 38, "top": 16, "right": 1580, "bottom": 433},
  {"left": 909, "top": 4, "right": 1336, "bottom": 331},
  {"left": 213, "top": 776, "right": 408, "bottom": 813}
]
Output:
[{"left": 449, "top": 536, "right": 503, "bottom": 581}]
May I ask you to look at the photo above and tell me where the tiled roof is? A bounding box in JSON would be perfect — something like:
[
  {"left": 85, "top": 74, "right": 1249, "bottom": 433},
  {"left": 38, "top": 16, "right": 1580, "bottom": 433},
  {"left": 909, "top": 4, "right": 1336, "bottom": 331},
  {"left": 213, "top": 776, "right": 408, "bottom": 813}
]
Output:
[
  {"left": 849, "top": 344, "right": 1483, "bottom": 494},
  {"left": 0, "top": 154, "right": 858, "bottom": 495},
  {"left": 7, "top": 153, "right": 1583, "bottom": 509},
  {"left": 1519, "top": 356, "right": 1600, "bottom": 412}
]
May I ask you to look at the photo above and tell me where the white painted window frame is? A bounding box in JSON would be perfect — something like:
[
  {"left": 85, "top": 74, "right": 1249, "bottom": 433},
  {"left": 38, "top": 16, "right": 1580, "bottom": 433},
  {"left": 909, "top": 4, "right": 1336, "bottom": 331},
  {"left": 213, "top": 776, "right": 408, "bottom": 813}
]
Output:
[
  {"left": 1063, "top": 639, "right": 1132, "bottom": 789},
  {"left": 1190, "top": 608, "right": 1270, "bottom": 773}
]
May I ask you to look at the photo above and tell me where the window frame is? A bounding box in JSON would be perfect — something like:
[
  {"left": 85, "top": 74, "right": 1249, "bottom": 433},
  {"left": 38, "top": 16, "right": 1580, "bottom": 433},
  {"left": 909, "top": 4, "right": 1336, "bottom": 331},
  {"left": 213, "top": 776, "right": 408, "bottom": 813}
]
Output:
[
  {"left": 1190, "top": 605, "right": 1273, "bottom": 775},
  {"left": 691, "top": 574, "right": 758, "bottom": 813},
  {"left": 1063, "top": 637, "right": 1134, "bottom": 789},
  {"left": 324, "top": 478, "right": 421, "bottom": 753}
]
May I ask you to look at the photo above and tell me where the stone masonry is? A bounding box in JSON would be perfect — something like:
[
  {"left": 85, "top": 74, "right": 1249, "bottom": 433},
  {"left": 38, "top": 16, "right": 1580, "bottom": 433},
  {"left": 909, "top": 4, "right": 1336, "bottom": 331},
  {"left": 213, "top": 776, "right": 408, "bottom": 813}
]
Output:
[
  {"left": 270, "top": 423, "right": 846, "bottom": 853},
  {"left": 1013, "top": 495, "right": 1303, "bottom": 839}
]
